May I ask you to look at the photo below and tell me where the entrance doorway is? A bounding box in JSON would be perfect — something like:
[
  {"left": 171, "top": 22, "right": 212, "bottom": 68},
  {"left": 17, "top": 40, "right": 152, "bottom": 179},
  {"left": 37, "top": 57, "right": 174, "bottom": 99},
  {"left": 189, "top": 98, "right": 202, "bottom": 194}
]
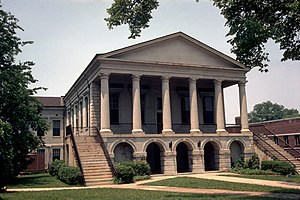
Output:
[
  {"left": 146, "top": 142, "right": 163, "bottom": 174},
  {"left": 204, "top": 142, "right": 219, "bottom": 171},
  {"left": 176, "top": 142, "right": 190, "bottom": 173},
  {"left": 230, "top": 141, "right": 244, "bottom": 167}
]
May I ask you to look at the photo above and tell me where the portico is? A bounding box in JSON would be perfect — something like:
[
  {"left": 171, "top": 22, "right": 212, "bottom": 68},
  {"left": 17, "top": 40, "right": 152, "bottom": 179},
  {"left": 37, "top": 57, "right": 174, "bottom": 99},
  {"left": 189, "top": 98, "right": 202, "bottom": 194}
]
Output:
[{"left": 64, "top": 32, "right": 254, "bottom": 176}]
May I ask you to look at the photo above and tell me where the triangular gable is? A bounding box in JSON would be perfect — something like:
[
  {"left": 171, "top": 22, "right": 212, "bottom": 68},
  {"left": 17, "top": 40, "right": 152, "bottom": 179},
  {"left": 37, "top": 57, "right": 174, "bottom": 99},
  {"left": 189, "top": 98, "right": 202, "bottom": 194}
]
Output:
[{"left": 100, "top": 32, "right": 246, "bottom": 70}]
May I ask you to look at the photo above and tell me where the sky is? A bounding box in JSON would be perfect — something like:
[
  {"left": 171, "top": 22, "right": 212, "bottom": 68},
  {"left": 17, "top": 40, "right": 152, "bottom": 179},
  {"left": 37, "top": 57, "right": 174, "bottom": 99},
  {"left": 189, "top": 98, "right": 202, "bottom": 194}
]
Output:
[{"left": 2, "top": 0, "right": 300, "bottom": 123}]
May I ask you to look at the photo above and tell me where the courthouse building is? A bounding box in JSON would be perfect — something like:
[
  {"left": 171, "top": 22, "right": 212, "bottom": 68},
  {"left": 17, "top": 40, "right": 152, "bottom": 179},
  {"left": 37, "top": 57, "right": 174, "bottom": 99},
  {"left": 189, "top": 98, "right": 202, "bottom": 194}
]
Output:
[{"left": 63, "top": 32, "right": 254, "bottom": 179}]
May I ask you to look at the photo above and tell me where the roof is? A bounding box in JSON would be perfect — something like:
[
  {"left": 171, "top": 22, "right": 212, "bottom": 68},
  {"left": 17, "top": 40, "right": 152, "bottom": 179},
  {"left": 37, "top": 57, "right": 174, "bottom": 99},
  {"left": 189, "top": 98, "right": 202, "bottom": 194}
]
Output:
[{"left": 36, "top": 96, "right": 64, "bottom": 107}]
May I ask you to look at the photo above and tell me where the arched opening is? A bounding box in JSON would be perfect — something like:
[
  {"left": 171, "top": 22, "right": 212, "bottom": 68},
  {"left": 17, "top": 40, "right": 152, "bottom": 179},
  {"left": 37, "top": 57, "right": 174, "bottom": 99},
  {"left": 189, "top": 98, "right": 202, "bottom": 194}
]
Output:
[
  {"left": 146, "top": 142, "right": 163, "bottom": 174},
  {"left": 176, "top": 142, "right": 190, "bottom": 173},
  {"left": 113, "top": 142, "right": 134, "bottom": 163},
  {"left": 230, "top": 141, "right": 244, "bottom": 167},
  {"left": 204, "top": 142, "right": 219, "bottom": 171}
]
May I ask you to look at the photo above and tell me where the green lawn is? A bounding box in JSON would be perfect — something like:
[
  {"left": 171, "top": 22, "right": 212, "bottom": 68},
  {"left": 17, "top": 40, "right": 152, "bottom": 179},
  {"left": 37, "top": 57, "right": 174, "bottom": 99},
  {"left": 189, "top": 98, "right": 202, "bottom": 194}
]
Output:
[
  {"left": 220, "top": 174, "right": 300, "bottom": 183},
  {"left": 145, "top": 177, "right": 300, "bottom": 194},
  {"left": 6, "top": 173, "right": 70, "bottom": 189},
  {"left": 0, "top": 188, "right": 282, "bottom": 200}
]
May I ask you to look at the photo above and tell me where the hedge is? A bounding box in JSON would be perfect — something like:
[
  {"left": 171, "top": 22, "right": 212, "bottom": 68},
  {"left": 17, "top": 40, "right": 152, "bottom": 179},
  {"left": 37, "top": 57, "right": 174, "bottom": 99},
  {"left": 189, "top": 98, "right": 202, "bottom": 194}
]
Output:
[
  {"left": 261, "top": 160, "right": 295, "bottom": 175},
  {"left": 114, "top": 161, "right": 151, "bottom": 184}
]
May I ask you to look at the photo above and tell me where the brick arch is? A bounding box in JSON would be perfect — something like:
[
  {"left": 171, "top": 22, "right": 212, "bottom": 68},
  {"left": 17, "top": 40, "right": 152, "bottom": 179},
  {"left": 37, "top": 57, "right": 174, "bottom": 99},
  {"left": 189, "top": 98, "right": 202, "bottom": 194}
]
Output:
[
  {"left": 226, "top": 138, "right": 246, "bottom": 150},
  {"left": 142, "top": 138, "right": 167, "bottom": 153},
  {"left": 172, "top": 138, "right": 195, "bottom": 152},
  {"left": 109, "top": 139, "right": 137, "bottom": 154},
  {"left": 200, "top": 138, "right": 221, "bottom": 151}
]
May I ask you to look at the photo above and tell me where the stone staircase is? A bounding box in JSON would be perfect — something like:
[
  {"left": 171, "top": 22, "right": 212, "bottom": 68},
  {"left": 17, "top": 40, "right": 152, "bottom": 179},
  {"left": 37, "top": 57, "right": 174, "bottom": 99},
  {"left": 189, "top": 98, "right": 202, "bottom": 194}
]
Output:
[
  {"left": 254, "top": 134, "right": 300, "bottom": 173},
  {"left": 75, "top": 135, "right": 114, "bottom": 186}
]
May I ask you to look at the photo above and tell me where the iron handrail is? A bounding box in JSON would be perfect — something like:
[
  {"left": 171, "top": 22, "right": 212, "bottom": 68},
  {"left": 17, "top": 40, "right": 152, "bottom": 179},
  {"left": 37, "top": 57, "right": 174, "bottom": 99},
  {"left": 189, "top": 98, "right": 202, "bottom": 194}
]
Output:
[
  {"left": 262, "top": 125, "right": 300, "bottom": 160},
  {"left": 94, "top": 126, "right": 116, "bottom": 176},
  {"left": 253, "top": 132, "right": 296, "bottom": 168},
  {"left": 66, "top": 125, "right": 84, "bottom": 178}
]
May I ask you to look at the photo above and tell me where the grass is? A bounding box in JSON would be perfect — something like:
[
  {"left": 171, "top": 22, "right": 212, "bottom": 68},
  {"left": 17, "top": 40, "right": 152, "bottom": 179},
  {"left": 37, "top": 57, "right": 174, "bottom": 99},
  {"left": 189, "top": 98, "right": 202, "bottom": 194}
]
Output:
[
  {"left": 220, "top": 174, "right": 300, "bottom": 183},
  {"left": 6, "top": 173, "right": 70, "bottom": 189},
  {"left": 145, "top": 177, "right": 300, "bottom": 194},
  {"left": 0, "top": 188, "right": 282, "bottom": 200}
]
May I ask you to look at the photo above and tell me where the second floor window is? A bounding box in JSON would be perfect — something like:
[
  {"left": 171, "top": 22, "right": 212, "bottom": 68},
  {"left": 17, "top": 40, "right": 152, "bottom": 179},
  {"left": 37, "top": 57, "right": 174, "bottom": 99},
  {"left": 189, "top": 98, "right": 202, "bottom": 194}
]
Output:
[
  {"left": 295, "top": 135, "right": 300, "bottom": 146},
  {"left": 110, "top": 94, "right": 119, "bottom": 124},
  {"left": 53, "top": 120, "right": 60, "bottom": 136},
  {"left": 284, "top": 136, "right": 289, "bottom": 146}
]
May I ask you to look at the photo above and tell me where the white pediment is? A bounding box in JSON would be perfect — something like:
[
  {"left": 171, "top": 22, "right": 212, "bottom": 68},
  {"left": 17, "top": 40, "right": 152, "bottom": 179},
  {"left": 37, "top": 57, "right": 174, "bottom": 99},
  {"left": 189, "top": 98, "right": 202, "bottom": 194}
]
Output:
[{"left": 102, "top": 32, "right": 245, "bottom": 69}]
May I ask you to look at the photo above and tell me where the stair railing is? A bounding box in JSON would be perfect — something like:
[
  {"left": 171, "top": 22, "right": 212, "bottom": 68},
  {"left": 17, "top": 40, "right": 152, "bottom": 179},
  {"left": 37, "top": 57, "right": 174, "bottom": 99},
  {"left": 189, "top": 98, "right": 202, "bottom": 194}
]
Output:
[
  {"left": 253, "top": 132, "right": 296, "bottom": 168},
  {"left": 66, "top": 125, "right": 84, "bottom": 176},
  {"left": 262, "top": 125, "right": 300, "bottom": 160},
  {"left": 94, "top": 126, "right": 116, "bottom": 176}
]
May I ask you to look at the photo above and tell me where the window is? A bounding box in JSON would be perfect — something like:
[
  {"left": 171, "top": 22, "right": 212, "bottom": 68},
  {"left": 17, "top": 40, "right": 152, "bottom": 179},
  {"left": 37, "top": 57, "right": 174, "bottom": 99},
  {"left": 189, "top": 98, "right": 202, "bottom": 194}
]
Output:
[
  {"left": 274, "top": 136, "right": 279, "bottom": 145},
  {"left": 75, "top": 105, "right": 79, "bottom": 131},
  {"left": 284, "top": 136, "right": 289, "bottom": 146},
  {"left": 203, "top": 95, "right": 214, "bottom": 124},
  {"left": 141, "top": 95, "right": 145, "bottom": 124},
  {"left": 37, "top": 149, "right": 45, "bottom": 156},
  {"left": 52, "top": 120, "right": 60, "bottom": 136},
  {"left": 295, "top": 135, "right": 300, "bottom": 146},
  {"left": 79, "top": 101, "right": 83, "bottom": 128},
  {"left": 85, "top": 97, "right": 89, "bottom": 127},
  {"left": 110, "top": 94, "right": 119, "bottom": 124},
  {"left": 52, "top": 148, "right": 60, "bottom": 161},
  {"left": 37, "top": 128, "right": 45, "bottom": 137},
  {"left": 181, "top": 96, "right": 190, "bottom": 124}
]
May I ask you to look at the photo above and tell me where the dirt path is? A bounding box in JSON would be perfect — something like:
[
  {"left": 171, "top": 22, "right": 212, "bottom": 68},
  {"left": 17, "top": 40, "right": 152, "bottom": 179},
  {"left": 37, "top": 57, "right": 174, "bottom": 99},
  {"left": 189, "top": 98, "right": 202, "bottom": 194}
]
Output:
[{"left": 6, "top": 172, "right": 300, "bottom": 200}]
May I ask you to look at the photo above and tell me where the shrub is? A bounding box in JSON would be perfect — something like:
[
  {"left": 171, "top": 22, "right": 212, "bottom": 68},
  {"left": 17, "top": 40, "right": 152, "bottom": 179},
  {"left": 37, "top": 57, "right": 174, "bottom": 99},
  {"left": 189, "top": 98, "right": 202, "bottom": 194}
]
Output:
[
  {"left": 113, "top": 161, "right": 151, "bottom": 184},
  {"left": 114, "top": 162, "right": 135, "bottom": 184},
  {"left": 247, "top": 154, "right": 260, "bottom": 170},
  {"left": 127, "top": 161, "right": 151, "bottom": 176},
  {"left": 48, "top": 160, "right": 66, "bottom": 177},
  {"left": 57, "top": 166, "right": 83, "bottom": 185},
  {"left": 232, "top": 154, "right": 260, "bottom": 170},
  {"left": 261, "top": 160, "right": 295, "bottom": 175},
  {"left": 231, "top": 168, "right": 278, "bottom": 175}
]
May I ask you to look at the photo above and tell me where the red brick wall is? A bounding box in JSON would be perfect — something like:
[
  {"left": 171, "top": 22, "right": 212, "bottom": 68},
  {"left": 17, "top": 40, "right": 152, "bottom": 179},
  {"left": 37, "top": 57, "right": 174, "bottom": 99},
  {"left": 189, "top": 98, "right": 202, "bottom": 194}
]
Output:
[{"left": 25, "top": 154, "right": 45, "bottom": 172}]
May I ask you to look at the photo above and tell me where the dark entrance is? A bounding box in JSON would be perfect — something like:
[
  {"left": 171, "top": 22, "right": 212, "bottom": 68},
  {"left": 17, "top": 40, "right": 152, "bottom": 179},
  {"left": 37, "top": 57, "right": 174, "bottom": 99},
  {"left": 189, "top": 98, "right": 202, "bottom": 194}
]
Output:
[
  {"left": 204, "top": 142, "right": 219, "bottom": 171},
  {"left": 176, "top": 142, "right": 190, "bottom": 173},
  {"left": 146, "top": 143, "right": 162, "bottom": 174},
  {"left": 230, "top": 141, "right": 244, "bottom": 167}
]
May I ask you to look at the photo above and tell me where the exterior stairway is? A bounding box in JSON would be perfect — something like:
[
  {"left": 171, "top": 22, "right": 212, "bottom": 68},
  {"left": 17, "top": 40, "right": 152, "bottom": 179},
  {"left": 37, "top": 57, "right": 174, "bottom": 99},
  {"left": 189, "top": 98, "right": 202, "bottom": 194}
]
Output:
[
  {"left": 75, "top": 135, "right": 114, "bottom": 186},
  {"left": 254, "top": 133, "right": 300, "bottom": 174}
]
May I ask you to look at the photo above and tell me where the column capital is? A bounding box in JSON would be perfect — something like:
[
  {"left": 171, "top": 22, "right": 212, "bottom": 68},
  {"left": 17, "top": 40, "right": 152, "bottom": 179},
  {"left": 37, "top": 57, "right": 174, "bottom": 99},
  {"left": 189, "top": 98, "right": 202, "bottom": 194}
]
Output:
[
  {"left": 238, "top": 80, "right": 248, "bottom": 86},
  {"left": 214, "top": 79, "right": 223, "bottom": 85},
  {"left": 161, "top": 76, "right": 171, "bottom": 82},
  {"left": 100, "top": 73, "right": 110, "bottom": 79},
  {"left": 131, "top": 74, "right": 141, "bottom": 81},
  {"left": 189, "top": 78, "right": 198, "bottom": 84}
]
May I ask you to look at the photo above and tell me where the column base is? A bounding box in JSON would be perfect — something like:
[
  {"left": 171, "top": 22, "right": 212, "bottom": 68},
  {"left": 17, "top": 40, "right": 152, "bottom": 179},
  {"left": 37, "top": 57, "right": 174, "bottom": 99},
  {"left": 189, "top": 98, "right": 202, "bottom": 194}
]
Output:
[
  {"left": 162, "top": 129, "right": 174, "bottom": 134},
  {"left": 190, "top": 129, "right": 202, "bottom": 135},
  {"left": 216, "top": 129, "right": 228, "bottom": 135},
  {"left": 132, "top": 129, "right": 144, "bottom": 134},
  {"left": 100, "top": 129, "right": 112, "bottom": 135},
  {"left": 241, "top": 128, "right": 250, "bottom": 133}
]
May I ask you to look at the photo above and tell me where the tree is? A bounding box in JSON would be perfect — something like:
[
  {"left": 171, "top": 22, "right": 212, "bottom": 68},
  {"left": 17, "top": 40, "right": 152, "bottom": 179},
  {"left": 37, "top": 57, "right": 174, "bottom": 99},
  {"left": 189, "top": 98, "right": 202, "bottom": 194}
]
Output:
[
  {"left": 0, "top": 5, "right": 47, "bottom": 187},
  {"left": 105, "top": 0, "right": 300, "bottom": 72},
  {"left": 248, "top": 101, "right": 300, "bottom": 123}
]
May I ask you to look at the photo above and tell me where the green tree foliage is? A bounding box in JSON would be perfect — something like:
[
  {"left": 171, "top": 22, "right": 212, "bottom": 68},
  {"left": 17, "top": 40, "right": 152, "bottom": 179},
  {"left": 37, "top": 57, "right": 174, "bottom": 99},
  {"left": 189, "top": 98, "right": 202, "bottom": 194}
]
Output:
[
  {"left": 0, "top": 5, "right": 47, "bottom": 187},
  {"left": 105, "top": 0, "right": 300, "bottom": 71},
  {"left": 248, "top": 101, "right": 300, "bottom": 123}
]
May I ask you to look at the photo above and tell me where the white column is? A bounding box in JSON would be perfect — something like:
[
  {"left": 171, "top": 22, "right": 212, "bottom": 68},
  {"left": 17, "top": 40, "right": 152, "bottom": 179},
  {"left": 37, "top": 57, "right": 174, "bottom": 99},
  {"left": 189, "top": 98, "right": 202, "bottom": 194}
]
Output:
[
  {"left": 214, "top": 80, "right": 226, "bottom": 133},
  {"left": 100, "top": 73, "right": 111, "bottom": 133},
  {"left": 161, "top": 76, "right": 173, "bottom": 134},
  {"left": 132, "top": 75, "right": 144, "bottom": 134},
  {"left": 189, "top": 78, "right": 201, "bottom": 134},
  {"left": 239, "top": 80, "right": 250, "bottom": 132}
]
